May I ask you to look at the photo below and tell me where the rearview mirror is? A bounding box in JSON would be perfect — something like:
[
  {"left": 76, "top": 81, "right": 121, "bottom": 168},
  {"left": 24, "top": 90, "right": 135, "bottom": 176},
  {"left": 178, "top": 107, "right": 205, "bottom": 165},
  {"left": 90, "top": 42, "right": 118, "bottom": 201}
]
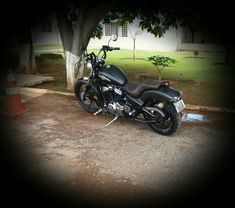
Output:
[
  {"left": 108, "top": 34, "right": 118, "bottom": 45},
  {"left": 112, "top": 34, "right": 118, "bottom": 41}
]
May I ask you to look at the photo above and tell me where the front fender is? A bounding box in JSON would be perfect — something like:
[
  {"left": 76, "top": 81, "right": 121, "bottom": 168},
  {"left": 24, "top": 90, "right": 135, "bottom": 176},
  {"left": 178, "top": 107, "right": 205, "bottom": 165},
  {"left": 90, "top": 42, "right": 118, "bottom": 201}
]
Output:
[
  {"left": 74, "top": 77, "right": 89, "bottom": 86},
  {"left": 140, "top": 87, "right": 181, "bottom": 103}
]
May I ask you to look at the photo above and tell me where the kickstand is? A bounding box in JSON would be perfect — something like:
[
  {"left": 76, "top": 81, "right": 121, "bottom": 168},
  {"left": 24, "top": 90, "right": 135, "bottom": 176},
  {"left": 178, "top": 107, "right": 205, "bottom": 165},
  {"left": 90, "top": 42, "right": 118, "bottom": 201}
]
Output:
[{"left": 105, "top": 115, "right": 119, "bottom": 127}]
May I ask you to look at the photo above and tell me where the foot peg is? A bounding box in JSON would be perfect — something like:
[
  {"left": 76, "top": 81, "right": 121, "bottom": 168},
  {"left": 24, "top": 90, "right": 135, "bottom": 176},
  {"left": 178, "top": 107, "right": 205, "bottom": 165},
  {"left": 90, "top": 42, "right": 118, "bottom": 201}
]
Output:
[
  {"left": 94, "top": 108, "right": 103, "bottom": 116},
  {"left": 105, "top": 115, "right": 118, "bottom": 127}
]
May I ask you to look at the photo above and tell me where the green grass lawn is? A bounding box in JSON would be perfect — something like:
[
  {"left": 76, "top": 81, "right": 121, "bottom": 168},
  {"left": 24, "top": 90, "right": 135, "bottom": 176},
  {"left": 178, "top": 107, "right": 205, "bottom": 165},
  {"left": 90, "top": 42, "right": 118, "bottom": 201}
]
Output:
[
  {"left": 35, "top": 48, "right": 235, "bottom": 108},
  {"left": 93, "top": 49, "right": 234, "bottom": 83}
]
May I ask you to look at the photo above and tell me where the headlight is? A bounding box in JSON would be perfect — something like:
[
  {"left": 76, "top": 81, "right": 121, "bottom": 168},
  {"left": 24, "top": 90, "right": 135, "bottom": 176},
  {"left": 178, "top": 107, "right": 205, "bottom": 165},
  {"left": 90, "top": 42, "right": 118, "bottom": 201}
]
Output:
[{"left": 87, "top": 62, "right": 92, "bottom": 69}]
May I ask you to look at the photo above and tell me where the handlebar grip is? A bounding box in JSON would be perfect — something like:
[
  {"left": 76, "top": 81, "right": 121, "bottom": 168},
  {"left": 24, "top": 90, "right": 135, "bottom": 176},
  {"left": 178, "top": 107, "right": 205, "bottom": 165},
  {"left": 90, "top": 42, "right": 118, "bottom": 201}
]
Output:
[
  {"left": 102, "top": 45, "right": 110, "bottom": 50},
  {"left": 101, "top": 45, "right": 120, "bottom": 51}
]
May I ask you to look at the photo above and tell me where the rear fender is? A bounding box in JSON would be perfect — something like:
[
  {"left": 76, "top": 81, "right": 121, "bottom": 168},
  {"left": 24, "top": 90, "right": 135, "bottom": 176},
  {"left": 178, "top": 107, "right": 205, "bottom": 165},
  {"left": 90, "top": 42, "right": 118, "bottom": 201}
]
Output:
[{"left": 140, "top": 87, "right": 181, "bottom": 104}]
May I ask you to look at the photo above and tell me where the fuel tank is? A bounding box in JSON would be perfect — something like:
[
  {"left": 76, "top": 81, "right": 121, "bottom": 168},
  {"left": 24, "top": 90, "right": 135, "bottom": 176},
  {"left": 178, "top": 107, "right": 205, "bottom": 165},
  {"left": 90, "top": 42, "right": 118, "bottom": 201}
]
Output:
[{"left": 98, "top": 64, "right": 127, "bottom": 86}]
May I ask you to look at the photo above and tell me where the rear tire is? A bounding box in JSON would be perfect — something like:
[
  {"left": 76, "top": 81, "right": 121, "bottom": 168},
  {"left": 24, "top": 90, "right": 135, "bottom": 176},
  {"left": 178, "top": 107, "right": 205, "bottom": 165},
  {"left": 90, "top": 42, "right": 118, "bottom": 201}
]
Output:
[{"left": 145, "top": 103, "right": 181, "bottom": 135}]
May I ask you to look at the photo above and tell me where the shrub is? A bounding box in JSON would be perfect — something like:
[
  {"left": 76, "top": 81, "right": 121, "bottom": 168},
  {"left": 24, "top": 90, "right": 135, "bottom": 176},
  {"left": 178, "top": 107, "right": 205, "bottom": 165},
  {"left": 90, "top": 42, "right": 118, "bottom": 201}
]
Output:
[
  {"left": 193, "top": 50, "right": 199, "bottom": 59},
  {"left": 147, "top": 55, "right": 177, "bottom": 80}
]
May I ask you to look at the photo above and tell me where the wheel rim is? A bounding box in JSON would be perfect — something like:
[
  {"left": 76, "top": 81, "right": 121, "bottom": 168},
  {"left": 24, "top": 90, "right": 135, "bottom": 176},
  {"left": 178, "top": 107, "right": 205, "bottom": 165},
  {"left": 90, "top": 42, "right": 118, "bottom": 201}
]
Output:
[
  {"left": 79, "top": 84, "right": 99, "bottom": 109},
  {"left": 144, "top": 101, "right": 173, "bottom": 131},
  {"left": 150, "top": 108, "right": 172, "bottom": 129}
]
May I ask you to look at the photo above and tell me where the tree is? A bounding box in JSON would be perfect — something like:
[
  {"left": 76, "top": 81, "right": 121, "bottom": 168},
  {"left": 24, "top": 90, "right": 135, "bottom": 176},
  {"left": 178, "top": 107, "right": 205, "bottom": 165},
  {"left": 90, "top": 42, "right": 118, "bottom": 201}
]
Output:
[
  {"left": 148, "top": 55, "right": 177, "bottom": 80},
  {"left": 53, "top": 0, "right": 234, "bottom": 90},
  {"left": 54, "top": 1, "right": 189, "bottom": 89},
  {"left": 3, "top": 0, "right": 234, "bottom": 89},
  {"left": 128, "top": 20, "right": 142, "bottom": 61},
  {"left": 18, "top": 24, "right": 37, "bottom": 74},
  {"left": 55, "top": 3, "right": 111, "bottom": 90}
]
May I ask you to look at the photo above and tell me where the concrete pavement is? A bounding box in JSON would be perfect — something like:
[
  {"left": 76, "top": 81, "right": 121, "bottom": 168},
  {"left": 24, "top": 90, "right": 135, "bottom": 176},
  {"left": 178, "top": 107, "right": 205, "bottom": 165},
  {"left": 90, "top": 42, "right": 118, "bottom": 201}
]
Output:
[
  {"left": 3, "top": 92, "right": 234, "bottom": 207},
  {"left": 15, "top": 73, "right": 54, "bottom": 87}
]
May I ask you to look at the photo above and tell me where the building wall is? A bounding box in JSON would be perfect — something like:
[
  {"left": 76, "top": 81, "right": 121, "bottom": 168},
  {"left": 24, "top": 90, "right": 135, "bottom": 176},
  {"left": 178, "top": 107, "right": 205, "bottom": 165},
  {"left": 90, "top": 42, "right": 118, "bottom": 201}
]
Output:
[
  {"left": 31, "top": 16, "right": 221, "bottom": 52},
  {"left": 31, "top": 13, "right": 62, "bottom": 46},
  {"left": 88, "top": 19, "right": 182, "bottom": 51}
]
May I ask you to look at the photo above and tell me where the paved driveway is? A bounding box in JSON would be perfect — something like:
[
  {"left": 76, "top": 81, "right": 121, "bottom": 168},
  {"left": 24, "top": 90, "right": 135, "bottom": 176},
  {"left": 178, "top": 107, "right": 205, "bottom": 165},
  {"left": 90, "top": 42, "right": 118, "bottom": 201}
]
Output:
[{"left": 2, "top": 93, "right": 235, "bottom": 207}]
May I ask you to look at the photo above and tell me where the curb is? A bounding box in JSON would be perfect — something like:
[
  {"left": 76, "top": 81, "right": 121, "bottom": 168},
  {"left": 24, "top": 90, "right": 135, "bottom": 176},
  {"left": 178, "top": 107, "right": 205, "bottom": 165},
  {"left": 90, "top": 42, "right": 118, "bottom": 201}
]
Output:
[
  {"left": 19, "top": 87, "right": 235, "bottom": 114},
  {"left": 18, "top": 87, "right": 74, "bottom": 96},
  {"left": 185, "top": 104, "right": 235, "bottom": 114}
]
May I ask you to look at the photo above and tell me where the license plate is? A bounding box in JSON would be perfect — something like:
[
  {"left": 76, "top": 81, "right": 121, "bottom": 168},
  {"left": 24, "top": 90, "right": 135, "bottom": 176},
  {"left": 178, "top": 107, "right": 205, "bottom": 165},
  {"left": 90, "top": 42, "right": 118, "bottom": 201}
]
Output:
[{"left": 174, "top": 99, "right": 185, "bottom": 113}]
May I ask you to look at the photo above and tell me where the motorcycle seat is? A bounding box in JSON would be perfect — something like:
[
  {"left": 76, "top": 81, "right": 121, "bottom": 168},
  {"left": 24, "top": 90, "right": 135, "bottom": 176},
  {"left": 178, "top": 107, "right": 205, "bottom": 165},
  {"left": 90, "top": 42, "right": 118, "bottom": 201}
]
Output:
[{"left": 125, "top": 80, "right": 163, "bottom": 97}]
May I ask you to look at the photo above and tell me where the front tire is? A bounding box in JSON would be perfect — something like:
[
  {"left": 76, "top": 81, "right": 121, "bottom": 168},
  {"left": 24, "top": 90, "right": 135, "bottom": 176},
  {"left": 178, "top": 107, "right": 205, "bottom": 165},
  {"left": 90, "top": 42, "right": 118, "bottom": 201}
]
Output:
[
  {"left": 74, "top": 80, "right": 100, "bottom": 113},
  {"left": 145, "top": 102, "right": 181, "bottom": 135}
]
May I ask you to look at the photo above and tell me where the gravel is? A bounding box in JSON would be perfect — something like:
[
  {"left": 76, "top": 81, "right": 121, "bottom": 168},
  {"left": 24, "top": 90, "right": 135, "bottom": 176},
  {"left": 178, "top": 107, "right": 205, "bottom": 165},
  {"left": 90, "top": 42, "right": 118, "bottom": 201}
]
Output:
[{"left": 3, "top": 93, "right": 234, "bottom": 207}]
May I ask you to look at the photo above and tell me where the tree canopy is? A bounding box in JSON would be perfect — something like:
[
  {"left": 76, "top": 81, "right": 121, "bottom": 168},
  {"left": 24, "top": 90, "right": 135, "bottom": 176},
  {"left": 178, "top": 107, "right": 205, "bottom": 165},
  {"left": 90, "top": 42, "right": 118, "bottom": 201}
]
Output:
[{"left": 1, "top": 0, "right": 235, "bottom": 87}]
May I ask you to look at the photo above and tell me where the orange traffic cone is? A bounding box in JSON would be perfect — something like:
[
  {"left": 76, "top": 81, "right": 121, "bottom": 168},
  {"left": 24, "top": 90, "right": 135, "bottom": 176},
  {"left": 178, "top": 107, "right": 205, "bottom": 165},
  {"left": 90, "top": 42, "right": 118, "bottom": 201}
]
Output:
[{"left": 5, "top": 70, "right": 29, "bottom": 116}]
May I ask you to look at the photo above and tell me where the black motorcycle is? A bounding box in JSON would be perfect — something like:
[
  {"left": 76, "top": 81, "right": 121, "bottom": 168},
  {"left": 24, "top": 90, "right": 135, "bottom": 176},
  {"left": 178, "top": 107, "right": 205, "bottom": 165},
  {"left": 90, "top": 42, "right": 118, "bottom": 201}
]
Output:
[{"left": 74, "top": 35, "right": 185, "bottom": 135}]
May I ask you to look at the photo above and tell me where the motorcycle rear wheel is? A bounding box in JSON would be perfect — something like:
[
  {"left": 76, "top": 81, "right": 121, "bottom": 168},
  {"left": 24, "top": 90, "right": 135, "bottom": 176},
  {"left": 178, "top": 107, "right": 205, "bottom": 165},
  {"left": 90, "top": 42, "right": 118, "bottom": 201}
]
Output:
[{"left": 145, "top": 102, "right": 181, "bottom": 135}]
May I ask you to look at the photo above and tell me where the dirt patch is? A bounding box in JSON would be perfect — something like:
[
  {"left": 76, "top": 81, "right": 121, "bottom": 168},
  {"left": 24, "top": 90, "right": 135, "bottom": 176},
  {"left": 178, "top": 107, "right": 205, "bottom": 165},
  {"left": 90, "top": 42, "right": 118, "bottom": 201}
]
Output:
[
  {"left": 33, "top": 58, "right": 68, "bottom": 92},
  {"left": 2, "top": 93, "right": 234, "bottom": 207}
]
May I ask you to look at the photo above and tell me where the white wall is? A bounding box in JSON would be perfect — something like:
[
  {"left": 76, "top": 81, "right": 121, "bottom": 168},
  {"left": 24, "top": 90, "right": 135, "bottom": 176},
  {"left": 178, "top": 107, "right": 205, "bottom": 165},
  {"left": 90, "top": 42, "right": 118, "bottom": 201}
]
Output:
[
  {"left": 88, "top": 19, "right": 182, "bottom": 51},
  {"left": 32, "top": 16, "right": 221, "bottom": 52},
  {"left": 31, "top": 13, "right": 62, "bottom": 46}
]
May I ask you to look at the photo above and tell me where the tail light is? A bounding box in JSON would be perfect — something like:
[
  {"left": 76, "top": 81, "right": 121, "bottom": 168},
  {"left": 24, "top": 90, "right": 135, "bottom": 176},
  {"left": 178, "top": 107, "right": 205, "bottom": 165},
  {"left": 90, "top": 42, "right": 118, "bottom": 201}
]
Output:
[{"left": 163, "top": 80, "right": 170, "bottom": 87}]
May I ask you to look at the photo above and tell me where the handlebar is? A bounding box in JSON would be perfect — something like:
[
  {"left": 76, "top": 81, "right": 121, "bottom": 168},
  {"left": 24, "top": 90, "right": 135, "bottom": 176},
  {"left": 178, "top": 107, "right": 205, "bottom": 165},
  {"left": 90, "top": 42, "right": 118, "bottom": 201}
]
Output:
[
  {"left": 84, "top": 45, "right": 120, "bottom": 69},
  {"left": 85, "top": 52, "right": 96, "bottom": 62},
  {"left": 102, "top": 45, "right": 120, "bottom": 51},
  {"left": 112, "top": 47, "right": 120, "bottom": 50}
]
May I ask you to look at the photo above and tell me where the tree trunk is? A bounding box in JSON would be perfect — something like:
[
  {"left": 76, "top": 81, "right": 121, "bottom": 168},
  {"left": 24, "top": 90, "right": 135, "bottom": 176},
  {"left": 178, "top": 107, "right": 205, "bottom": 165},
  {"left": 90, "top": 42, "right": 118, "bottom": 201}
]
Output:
[
  {"left": 133, "top": 38, "right": 136, "bottom": 61},
  {"left": 18, "top": 26, "right": 37, "bottom": 74},
  {"left": 64, "top": 51, "right": 80, "bottom": 89},
  {"left": 19, "top": 44, "right": 31, "bottom": 73},
  {"left": 56, "top": 9, "right": 74, "bottom": 89},
  {"left": 158, "top": 70, "right": 162, "bottom": 80},
  {"left": 55, "top": 4, "right": 110, "bottom": 90},
  {"left": 18, "top": 43, "right": 36, "bottom": 74}
]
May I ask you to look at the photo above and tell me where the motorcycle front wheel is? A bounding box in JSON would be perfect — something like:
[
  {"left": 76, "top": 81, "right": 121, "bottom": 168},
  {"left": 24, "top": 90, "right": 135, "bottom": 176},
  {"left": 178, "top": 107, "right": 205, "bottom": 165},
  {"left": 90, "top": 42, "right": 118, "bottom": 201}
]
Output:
[
  {"left": 74, "top": 81, "right": 100, "bottom": 113},
  {"left": 144, "top": 102, "right": 181, "bottom": 135}
]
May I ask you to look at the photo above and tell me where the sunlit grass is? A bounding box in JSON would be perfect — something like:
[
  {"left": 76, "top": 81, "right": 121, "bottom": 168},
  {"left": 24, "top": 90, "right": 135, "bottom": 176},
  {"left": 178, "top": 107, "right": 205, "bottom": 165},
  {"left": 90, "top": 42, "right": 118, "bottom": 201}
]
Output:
[{"left": 99, "top": 49, "right": 233, "bottom": 83}]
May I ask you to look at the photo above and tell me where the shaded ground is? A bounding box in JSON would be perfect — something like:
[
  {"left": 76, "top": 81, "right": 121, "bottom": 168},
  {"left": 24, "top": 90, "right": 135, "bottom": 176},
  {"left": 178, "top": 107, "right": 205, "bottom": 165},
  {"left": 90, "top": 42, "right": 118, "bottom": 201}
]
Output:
[
  {"left": 34, "top": 57, "right": 68, "bottom": 92},
  {"left": 15, "top": 73, "right": 54, "bottom": 87},
  {"left": 1, "top": 93, "right": 235, "bottom": 207}
]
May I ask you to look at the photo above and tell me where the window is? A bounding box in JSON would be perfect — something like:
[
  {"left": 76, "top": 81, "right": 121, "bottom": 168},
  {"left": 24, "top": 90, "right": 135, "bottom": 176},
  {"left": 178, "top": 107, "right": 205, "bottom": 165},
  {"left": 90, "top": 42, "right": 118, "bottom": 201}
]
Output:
[
  {"left": 104, "top": 22, "right": 128, "bottom": 37},
  {"left": 121, "top": 23, "right": 128, "bottom": 37},
  {"left": 111, "top": 22, "right": 118, "bottom": 35},
  {"left": 105, "top": 22, "right": 118, "bottom": 36},
  {"left": 41, "top": 19, "right": 52, "bottom": 33},
  {"left": 105, "top": 23, "right": 111, "bottom": 36}
]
